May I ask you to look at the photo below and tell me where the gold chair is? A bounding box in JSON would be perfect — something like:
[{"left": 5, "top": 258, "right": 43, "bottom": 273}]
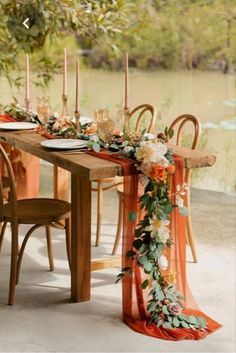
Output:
[
  {"left": 167, "top": 114, "right": 201, "bottom": 263},
  {"left": 93, "top": 104, "right": 156, "bottom": 250},
  {"left": 0, "top": 145, "right": 71, "bottom": 304}
]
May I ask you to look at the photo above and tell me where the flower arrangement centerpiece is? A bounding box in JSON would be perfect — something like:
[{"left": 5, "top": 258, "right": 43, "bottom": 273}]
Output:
[{"left": 115, "top": 128, "right": 207, "bottom": 330}]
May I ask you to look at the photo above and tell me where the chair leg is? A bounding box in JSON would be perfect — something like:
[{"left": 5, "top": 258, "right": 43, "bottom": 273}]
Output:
[
  {"left": 8, "top": 222, "right": 18, "bottom": 305},
  {"left": 46, "top": 226, "right": 54, "bottom": 271},
  {"left": 185, "top": 170, "right": 198, "bottom": 263},
  {"left": 0, "top": 221, "right": 7, "bottom": 253},
  {"left": 65, "top": 217, "right": 71, "bottom": 271},
  {"left": 16, "top": 224, "right": 42, "bottom": 285},
  {"left": 95, "top": 181, "right": 103, "bottom": 247},
  {"left": 112, "top": 193, "right": 123, "bottom": 256}
]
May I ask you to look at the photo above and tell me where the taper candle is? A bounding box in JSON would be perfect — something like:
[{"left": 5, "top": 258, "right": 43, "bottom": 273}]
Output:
[
  {"left": 124, "top": 52, "right": 129, "bottom": 110},
  {"left": 25, "top": 54, "right": 30, "bottom": 101},
  {"left": 75, "top": 59, "right": 80, "bottom": 112},
  {"left": 63, "top": 48, "right": 67, "bottom": 96}
]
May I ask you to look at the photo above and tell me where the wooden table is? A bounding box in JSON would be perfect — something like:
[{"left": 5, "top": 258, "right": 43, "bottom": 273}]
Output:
[{"left": 0, "top": 130, "right": 216, "bottom": 302}]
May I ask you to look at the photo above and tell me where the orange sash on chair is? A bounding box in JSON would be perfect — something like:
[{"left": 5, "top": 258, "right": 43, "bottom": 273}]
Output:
[{"left": 0, "top": 115, "right": 40, "bottom": 199}]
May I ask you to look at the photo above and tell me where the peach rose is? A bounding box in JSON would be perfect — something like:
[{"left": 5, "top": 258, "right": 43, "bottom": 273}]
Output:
[
  {"left": 166, "top": 164, "right": 175, "bottom": 174},
  {"left": 149, "top": 165, "right": 167, "bottom": 182},
  {"left": 86, "top": 123, "right": 97, "bottom": 135}
]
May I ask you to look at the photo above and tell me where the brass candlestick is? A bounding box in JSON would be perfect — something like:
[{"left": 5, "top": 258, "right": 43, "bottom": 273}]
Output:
[
  {"left": 123, "top": 108, "right": 130, "bottom": 136},
  {"left": 61, "top": 94, "right": 68, "bottom": 118},
  {"left": 74, "top": 110, "right": 81, "bottom": 133},
  {"left": 25, "top": 98, "right": 30, "bottom": 120}
]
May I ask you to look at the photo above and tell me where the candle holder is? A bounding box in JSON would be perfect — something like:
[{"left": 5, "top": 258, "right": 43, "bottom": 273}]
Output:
[
  {"left": 123, "top": 108, "right": 130, "bottom": 136},
  {"left": 25, "top": 98, "right": 30, "bottom": 120},
  {"left": 61, "top": 94, "right": 68, "bottom": 118},
  {"left": 74, "top": 110, "right": 81, "bottom": 133}
]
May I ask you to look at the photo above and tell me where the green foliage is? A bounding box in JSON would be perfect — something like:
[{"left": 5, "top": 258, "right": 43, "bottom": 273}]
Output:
[
  {"left": 0, "top": 0, "right": 141, "bottom": 87},
  {"left": 86, "top": 0, "right": 236, "bottom": 71},
  {"left": 119, "top": 156, "right": 206, "bottom": 329}
]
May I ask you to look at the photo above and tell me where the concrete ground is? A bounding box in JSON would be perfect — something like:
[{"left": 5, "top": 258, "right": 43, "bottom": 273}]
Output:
[{"left": 0, "top": 167, "right": 235, "bottom": 352}]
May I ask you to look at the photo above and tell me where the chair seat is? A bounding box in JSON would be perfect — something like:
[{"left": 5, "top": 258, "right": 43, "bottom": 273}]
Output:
[{"left": 3, "top": 198, "right": 71, "bottom": 224}]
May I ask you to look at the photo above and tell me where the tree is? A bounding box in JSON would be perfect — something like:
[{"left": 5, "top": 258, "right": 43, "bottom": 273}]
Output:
[{"left": 0, "top": 0, "right": 141, "bottom": 87}]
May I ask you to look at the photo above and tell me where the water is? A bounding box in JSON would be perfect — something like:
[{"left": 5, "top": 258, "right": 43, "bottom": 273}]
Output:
[{"left": 0, "top": 69, "right": 235, "bottom": 193}]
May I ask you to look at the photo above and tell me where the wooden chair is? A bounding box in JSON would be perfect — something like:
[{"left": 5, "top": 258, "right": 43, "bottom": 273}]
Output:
[
  {"left": 0, "top": 145, "right": 71, "bottom": 305},
  {"left": 93, "top": 104, "right": 156, "bottom": 249},
  {"left": 113, "top": 114, "right": 201, "bottom": 261},
  {"left": 167, "top": 114, "right": 201, "bottom": 263}
]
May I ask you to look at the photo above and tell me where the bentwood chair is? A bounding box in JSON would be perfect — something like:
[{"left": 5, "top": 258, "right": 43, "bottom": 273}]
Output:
[
  {"left": 0, "top": 145, "right": 71, "bottom": 304},
  {"left": 93, "top": 104, "right": 156, "bottom": 250},
  {"left": 113, "top": 114, "right": 201, "bottom": 261},
  {"left": 167, "top": 114, "right": 201, "bottom": 262}
]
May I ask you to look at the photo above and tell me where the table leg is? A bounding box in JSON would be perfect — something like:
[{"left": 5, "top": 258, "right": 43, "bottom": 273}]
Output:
[{"left": 71, "top": 174, "right": 91, "bottom": 302}]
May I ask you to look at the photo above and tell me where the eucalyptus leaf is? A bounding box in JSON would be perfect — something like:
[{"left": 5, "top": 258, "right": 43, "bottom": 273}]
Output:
[
  {"left": 141, "top": 279, "right": 149, "bottom": 289},
  {"left": 162, "top": 305, "right": 169, "bottom": 315}
]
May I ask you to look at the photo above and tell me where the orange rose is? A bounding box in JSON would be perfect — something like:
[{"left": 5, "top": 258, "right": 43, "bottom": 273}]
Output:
[
  {"left": 166, "top": 164, "right": 175, "bottom": 174},
  {"left": 149, "top": 165, "right": 167, "bottom": 182},
  {"left": 86, "top": 123, "right": 97, "bottom": 135}
]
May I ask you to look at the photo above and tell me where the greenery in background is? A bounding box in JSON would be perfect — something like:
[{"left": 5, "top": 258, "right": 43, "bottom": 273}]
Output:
[
  {"left": 0, "top": 0, "right": 142, "bottom": 87},
  {"left": 86, "top": 0, "right": 236, "bottom": 72},
  {"left": 0, "top": 0, "right": 235, "bottom": 91}
]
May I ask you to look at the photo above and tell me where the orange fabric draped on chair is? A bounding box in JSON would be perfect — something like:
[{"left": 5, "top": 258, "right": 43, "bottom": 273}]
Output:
[
  {"left": 90, "top": 151, "right": 221, "bottom": 340},
  {"left": 0, "top": 115, "right": 39, "bottom": 199}
]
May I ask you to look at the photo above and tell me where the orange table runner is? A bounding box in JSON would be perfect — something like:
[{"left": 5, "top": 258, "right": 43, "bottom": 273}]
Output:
[{"left": 90, "top": 151, "right": 221, "bottom": 340}]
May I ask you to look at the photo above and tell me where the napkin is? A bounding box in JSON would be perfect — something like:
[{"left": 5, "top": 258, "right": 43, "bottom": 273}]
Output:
[{"left": 0, "top": 114, "right": 18, "bottom": 122}]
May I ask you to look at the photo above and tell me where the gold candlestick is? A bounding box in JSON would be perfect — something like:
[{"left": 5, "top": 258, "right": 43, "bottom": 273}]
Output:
[
  {"left": 74, "top": 110, "right": 81, "bottom": 133},
  {"left": 25, "top": 97, "right": 30, "bottom": 119},
  {"left": 61, "top": 94, "right": 68, "bottom": 118},
  {"left": 123, "top": 108, "right": 130, "bottom": 136}
]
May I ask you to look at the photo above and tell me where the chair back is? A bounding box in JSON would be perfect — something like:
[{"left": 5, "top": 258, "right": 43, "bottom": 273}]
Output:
[
  {"left": 0, "top": 145, "right": 17, "bottom": 222},
  {"left": 167, "top": 114, "right": 201, "bottom": 149},
  {"left": 128, "top": 104, "right": 156, "bottom": 133}
]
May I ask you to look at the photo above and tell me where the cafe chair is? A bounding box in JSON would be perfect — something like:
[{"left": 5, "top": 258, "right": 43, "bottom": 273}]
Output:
[
  {"left": 113, "top": 114, "right": 201, "bottom": 262},
  {"left": 0, "top": 145, "right": 71, "bottom": 305},
  {"left": 167, "top": 114, "right": 201, "bottom": 262},
  {"left": 92, "top": 104, "right": 156, "bottom": 250}
]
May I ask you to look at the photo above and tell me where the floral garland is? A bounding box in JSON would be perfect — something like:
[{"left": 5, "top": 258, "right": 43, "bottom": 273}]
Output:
[
  {"left": 116, "top": 129, "right": 207, "bottom": 330},
  {"left": 4, "top": 102, "right": 42, "bottom": 125}
]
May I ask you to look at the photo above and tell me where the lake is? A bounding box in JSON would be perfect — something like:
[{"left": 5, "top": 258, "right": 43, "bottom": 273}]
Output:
[{"left": 0, "top": 69, "right": 235, "bottom": 193}]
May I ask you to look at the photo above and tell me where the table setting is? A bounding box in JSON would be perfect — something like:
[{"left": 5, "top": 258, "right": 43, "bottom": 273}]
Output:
[{"left": 0, "top": 48, "right": 221, "bottom": 341}]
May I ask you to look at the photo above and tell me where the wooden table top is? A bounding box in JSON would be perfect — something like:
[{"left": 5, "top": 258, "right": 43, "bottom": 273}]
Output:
[{"left": 0, "top": 130, "right": 216, "bottom": 180}]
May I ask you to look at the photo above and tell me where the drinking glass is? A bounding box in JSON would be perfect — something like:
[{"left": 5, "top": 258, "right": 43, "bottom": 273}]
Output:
[
  {"left": 36, "top": 96, "right": 51, "bottom": 125},
  {"left": 97, "top": 119, "right": 115, "bottom": 146}
]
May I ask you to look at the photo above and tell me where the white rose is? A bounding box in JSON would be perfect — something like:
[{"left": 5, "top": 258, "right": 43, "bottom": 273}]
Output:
[
  {"left": 135, "top": 141, "right": 168, "bottom": 164},
  {"left": 158, "top": 255, "right": 168, "bottom": 270}
]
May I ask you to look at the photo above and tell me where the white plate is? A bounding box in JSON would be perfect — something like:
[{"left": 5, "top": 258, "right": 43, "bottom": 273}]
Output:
[
  {"left": 80, "top": 116, "right": 93, "bottom": 125},
  {"left": 0, "top": 122, "right": 38, "bottom": 130},
  {"left": 41, "top": 139, "right": 88, "bottom": 150}
]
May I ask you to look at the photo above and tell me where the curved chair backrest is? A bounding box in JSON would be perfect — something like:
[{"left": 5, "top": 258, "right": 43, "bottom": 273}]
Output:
[
  {"left": 167, "top": 114, "right": 201, "bottom": 149},
  {"left": 0, "top": 145, "right": 17, "bottom": 222},
  {"left": 128, "top": 104, "right": 156, "bottom": 133}
]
